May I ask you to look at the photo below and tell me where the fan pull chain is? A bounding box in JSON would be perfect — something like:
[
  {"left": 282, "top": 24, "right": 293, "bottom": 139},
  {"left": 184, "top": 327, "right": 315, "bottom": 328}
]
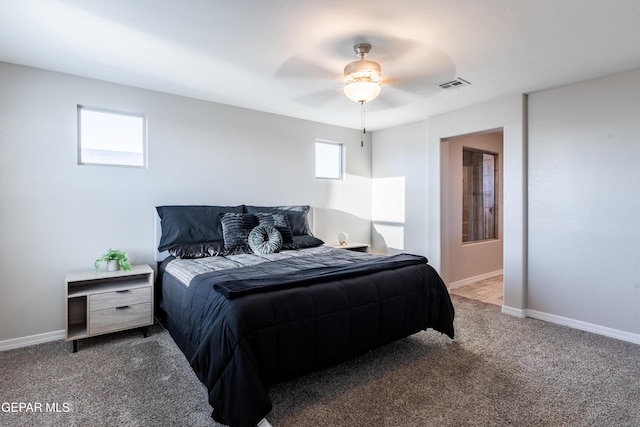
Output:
[{"left": 360, "top": 101, "right": 366, "bottom": 147}]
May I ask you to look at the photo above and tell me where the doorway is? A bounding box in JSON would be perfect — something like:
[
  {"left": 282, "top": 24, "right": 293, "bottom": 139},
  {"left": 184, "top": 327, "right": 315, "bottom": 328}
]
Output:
[{"left": 441, "top": 130, "right": 504, "bottom": 305}]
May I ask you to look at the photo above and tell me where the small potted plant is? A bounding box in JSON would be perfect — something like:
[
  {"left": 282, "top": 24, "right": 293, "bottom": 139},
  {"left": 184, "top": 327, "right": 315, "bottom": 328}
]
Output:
[{"left": 94, "top": 248, "right": 132, "bottom": 272}]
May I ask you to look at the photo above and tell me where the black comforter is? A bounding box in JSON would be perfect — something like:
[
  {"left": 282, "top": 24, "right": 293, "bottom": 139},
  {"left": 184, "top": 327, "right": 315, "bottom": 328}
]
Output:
[{"left": 159, "top": 249, "right": 455, "bottom": 427}]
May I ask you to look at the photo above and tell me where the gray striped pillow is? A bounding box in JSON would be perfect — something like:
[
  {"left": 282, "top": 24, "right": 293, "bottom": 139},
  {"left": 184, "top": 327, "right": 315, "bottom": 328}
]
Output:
[{"left": 219, "top": 213, "right": 258, "bottom": 254}]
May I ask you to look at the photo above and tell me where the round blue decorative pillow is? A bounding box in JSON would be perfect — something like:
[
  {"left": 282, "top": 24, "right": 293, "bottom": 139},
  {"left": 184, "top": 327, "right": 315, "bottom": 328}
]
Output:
[{"left": 248, "top": 225, "right": 283, "bottom": 254}]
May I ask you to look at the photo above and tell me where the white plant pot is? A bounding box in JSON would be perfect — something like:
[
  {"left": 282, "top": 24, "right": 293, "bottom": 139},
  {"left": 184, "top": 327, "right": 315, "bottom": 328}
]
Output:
[{"left": 107, "top": 260, "right": 119, "bottom": 272}]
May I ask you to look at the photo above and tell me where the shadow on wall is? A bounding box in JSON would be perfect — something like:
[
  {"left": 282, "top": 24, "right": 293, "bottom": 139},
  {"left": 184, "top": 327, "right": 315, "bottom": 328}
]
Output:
[{"left": 372, "top": 222, "right": 403, "bottom": 254}]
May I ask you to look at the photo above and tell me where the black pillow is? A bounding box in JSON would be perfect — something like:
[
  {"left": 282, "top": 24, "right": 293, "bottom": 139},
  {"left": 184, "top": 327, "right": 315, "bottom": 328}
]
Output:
[
  {"left": 248, "top": 225, "right": 283, "bottom": 254},
  {"left": 168, "top": 241, "right": 225, "bottom": 259},
  {"left": 156, "top": 205, "right": 244, "bottom": 251},
  {"left": 292, "top": 235, "right": 324, "bottom": 249},
  {"left": 219, "top": 213, "right": 258, "bottom": 254},
  {"left": 245, "top": 205, "right": 312, "bottom": 236},
  {"left": 255, "top": 212, "right": 295, "bottom": 248}
]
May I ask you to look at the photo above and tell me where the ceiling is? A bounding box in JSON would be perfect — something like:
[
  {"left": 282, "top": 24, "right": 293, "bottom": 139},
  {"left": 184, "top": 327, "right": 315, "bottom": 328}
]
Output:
[{"left": 2, "top": 0, "right": 640, "bottom": 131}]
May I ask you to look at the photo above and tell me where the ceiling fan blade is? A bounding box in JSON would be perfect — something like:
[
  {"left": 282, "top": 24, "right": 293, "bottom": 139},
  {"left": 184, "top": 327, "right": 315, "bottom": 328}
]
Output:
[
  {"left": 384, "top": 74, "right": 445, "bottom": 98},
  {"left": 365, "top": 86, "right": 418, "bottom": 111},
  {"left": 292, "top": 87, "right": 344, "bottom": 107},
  {"left": 276, "top": 55, "right": 339, "bottom": 80},
  {"left": 382, "top": 43, "right": 457, "bottom": 97},
  {"left": 370, "top": 37, "right": 424, "bottom": 63}
]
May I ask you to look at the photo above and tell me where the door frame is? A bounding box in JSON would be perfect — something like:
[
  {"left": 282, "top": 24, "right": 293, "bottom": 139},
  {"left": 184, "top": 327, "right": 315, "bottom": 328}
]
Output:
[{"left": 427, "top": 95, "right": 528, "bottom": 314}]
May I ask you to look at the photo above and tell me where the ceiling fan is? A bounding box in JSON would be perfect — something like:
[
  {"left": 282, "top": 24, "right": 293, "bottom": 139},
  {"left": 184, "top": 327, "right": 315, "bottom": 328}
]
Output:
[
  {"left": 338, "top": 43, "right": 384, "bottom": 144},
  {"left": 277, "top": 35, "right": 456, "bottom": 111}
]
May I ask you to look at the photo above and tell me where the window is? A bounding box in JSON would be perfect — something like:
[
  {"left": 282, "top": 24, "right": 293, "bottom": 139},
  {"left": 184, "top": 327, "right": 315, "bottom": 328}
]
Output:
[
  {"left": 78, "top": 106, "right": 146, "bottom": 167},
  {"left": 462, "top": 148, "right": 498, "bottom": 242},
  {"left": 315, "top": 140, "right": 343, "bottom": 179}
]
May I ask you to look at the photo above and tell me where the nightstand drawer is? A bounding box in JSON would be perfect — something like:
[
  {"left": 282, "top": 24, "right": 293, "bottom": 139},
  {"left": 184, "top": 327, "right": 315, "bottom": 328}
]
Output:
[
  {"left": 89, "top": 287, "right": 151, "bottom": 311},
  {"left": 89, "top": 303, "right": 152, "bottom": 335}
]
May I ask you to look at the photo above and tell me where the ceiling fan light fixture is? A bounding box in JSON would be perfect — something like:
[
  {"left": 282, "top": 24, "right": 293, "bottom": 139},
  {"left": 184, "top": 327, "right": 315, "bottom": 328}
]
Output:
[
  {"left": 343, "top": 44, "right": 382, "bottom": 103},
  {"left": 344, "top": 80, "right": 381, "bottom": 103}
]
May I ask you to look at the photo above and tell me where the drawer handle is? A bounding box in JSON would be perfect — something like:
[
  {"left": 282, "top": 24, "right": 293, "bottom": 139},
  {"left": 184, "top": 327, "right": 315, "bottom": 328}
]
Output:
[
  {"left": 115, "top": 290, "right": 130, "bottom": 294},
  {"left": 115, "top": 305, "right": 130, "bottom": 310}
]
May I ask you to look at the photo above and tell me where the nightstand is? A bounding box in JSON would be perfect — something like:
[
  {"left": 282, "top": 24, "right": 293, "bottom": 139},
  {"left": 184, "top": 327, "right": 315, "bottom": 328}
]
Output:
[
  {"left": 65, "top": 264, "right": 154, "bottom": 352},
  {"left": 327, "top": 242, "right": 370, "bottom": 253}
]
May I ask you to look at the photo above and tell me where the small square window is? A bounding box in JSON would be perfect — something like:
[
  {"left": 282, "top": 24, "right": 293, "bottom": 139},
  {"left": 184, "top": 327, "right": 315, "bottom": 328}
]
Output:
[
  {"left": 78, "top": 106, "right": 146, "bottom": 167},
  {"left": 315, "top": 140, "right": 343, "bottom": 179}
]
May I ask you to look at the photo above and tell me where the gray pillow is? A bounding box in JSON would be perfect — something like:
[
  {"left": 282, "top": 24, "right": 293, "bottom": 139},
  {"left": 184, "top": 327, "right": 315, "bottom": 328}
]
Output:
[
  {"left": 248, "top": 225, "right": 283, "bottom": 254},
  {"left": 255, "top": 212, "right": 295, "bottom": 248},
  {"left": 220, "top": 213, "right": 258, "bottom": 254},
  {"left": 244, "top": 205, "right": 312, "bottom": 236}
]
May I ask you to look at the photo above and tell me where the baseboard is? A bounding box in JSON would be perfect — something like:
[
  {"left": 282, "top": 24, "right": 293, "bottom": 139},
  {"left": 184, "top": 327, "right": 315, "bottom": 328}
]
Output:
[
  {"left": 0, "top": 330, "right": 65, "bottom": 352},
  {"left": 501, "top": 305, "right": 526, "bottom": 318},
  {"left": 500, "top": 306, "right": 640, "bottom": 345},
  {"left": 525, "top": 309, "right": 640, "bottom": 345},
  {"left": 447, "top": 269, "right": 503, "bottom": 290}
]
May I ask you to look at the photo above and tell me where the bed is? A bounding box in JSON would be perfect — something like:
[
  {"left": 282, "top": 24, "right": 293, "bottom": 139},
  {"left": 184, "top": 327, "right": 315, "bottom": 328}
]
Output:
[{"left": 154, "top": 205, "right": 455, "bottom": 427}]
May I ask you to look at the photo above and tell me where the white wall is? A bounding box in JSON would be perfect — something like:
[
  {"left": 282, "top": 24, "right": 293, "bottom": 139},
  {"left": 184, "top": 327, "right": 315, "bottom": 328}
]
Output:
[
  {"left": 5, "top": 59, "right": 639, "bottom": 345},
  {"left": 373, "top": 71, "right": 640, "bottom": 341},
  {"left": 0, "top": 62, "right": 371, "bottom": 342},
  {"left": 528, "top": 68, "right": 640, "bottom": 336},
  {"left": 371, "top": 120, "right": 428, "bottom": 256},
  {"left": 444, "top": 132, "right": 504, "bottom": 283}
]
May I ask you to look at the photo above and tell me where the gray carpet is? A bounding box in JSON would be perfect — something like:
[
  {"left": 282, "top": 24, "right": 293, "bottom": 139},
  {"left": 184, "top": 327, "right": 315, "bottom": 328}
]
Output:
[
  {"left": 0, "top": 326, "right": 218, "bottom": 427},
  {"left": 1, "top": 295, "right": 639, "bottom": 426}
]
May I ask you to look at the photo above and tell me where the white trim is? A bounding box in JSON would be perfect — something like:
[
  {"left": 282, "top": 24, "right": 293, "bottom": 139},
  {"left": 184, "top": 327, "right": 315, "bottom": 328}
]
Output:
[
  {"left": 500, "top": 306, "right": 640, "bottom": 345},
  {"left": 501, "top": 305, "right": 526, "bottom": 318},
  {"left": 526, "top": 309, "right": 640, "bottom": 345},
  {"left": 0, "top": 330, "right": 65, "bottom": 352},
  {"left": 447, "top": 269, "right": 503, "bottom": 290}
]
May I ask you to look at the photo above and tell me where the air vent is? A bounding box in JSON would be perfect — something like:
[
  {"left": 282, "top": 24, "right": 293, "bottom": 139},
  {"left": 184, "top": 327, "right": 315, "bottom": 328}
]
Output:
[{"left": 438, "top": 77, "right": 471, "bottom": 90}]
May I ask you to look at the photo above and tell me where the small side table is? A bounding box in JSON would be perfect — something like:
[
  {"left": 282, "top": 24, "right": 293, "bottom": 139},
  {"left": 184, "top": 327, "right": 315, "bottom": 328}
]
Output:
[
  {"left": 327, "top": 242, "right": 370, "bottom": 253},
  {"left": 65, "top": 264, "right": 154, "bottom": 352}
]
